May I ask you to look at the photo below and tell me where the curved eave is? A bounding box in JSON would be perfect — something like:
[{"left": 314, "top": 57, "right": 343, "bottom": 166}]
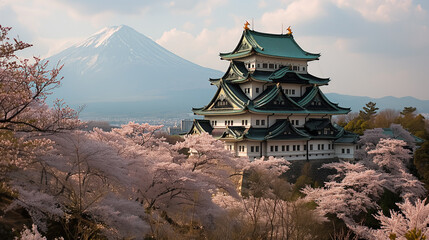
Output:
[
  {"left": 295, "top": 73, "right": 330, "bottom": 85},
  {"left": 253, "top": 86, "right": 280, "bottom": 108},
  {"left": 219, "top": 61, "right": 248, "bottom": 82},
  {"left": 267, "top": 68, "right": 329, "bottom": 85},
  {"left": 252, "top": 85, "right": 305, "bottom": 110},
  {"left": 209, "top": 78, "right": 221, "bottom": 86},
  {"left": 267, "top": 122, "right": 311, "bottom": 140},
  {"left": 221, "top": 81, "right": 248, "bottom": 107},
  {"left": 192, "top": 109, "right": 247, "bottom": 116},
  {"left": 220, "top": 50, "right": 254, "bottom": 60},
  {"left": 247, "top": 108, "right": 350, "bottom": 115},
  {"left": 254, "top": 51, "right": 319, "bottom": 61},
  {"left": 298, "top": 86, "right": 351, "bottom": 113}
]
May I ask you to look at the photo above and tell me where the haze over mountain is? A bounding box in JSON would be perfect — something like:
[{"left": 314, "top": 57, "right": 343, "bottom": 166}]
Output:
[
  {"left": 326, "top": 93, "right": 429, "bottom": 115},
  {"left": 47, "top": 25, "right": 221, "bottom": 119}
]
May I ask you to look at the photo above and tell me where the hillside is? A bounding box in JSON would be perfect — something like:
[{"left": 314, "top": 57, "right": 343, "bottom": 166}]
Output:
[{"left": 326, "top": 93, "right": 429, "bottom": 114}]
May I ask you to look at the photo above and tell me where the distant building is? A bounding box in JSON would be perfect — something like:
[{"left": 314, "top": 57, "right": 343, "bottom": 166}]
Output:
[
  {"left": 188, "top": 25, "right": 357, "bottom": 160},
  {"left": 181, "top": 119, "right": 194, "bottom": 133},
  {"left": 168, "top": 126, "right": 182, "bottom": 135}
]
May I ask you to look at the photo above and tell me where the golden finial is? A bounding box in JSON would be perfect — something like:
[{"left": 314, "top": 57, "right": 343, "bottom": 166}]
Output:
[
  {"left": 244, "top": 21, "right": 250, "bottom": 30},
  {"left": 287, "top": 26, "right": 292, "bottom": 35}
]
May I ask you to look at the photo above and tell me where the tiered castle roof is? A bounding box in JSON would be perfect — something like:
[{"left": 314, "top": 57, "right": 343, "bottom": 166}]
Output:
[
  {"left": 189, "top": 27, "right": 356, "bottom": 145},
  {"left": 219, "top": 29, "right": 320, "bottom": 60},
  {"left": 192, "top": 79, "right": 350, "bottom": 115}
]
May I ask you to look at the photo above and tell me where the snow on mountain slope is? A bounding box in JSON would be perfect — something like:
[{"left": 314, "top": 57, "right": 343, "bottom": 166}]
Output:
[{"left": 46, "top": 25, "right": 221, "bottom": 117}]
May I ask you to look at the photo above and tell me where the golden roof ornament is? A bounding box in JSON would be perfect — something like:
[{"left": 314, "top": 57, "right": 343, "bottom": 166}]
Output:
[
  {"left": 244, "top": 21, "right": 250, "bottom": 30},
  {"left": 287, "top": 26, "right": 292, "bottom": 35}
]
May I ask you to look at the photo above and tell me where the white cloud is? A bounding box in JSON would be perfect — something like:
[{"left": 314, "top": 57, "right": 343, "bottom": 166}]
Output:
[
  {"left": 167, "top": 0, "right": 227, "bottom": 17},
  {"left": 156, "top": 26, "right": 242, "bottom": 71},
  {"left": 333, "top": 0, "right": 422, "bottom": 23},
  {"left": 259, "top": 0, "right": 326, "bottom": 32}
]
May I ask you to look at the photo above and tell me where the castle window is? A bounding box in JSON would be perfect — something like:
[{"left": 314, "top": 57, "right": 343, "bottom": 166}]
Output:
[
  {"left": 251, "top": 146, "right": 254, "bottom": 152},
  {"left": 282, "top": 145, "right": 285, "bottom": 151},
  {"left": 293, "top": 145, "right": 296, "bottom": 151},
  {"left": 296, "top": 120, "right": 299, "bottom": 125},
  {"left": 293, "top": 66, "right": 298, "bottom": 71},
  {"left": 256, "top": 120, "right": 260, "bottom": 125},
  {"left": 255, "top": 146, "right": 259, "bottom": 152},
  {"left": 310, "top": 144, "right": 313, "bottom": 150},
  {"left": 304, "top": 145, "right": 307, "bottom": 151},
  {"left": 303, "top": 67, "right": 306, "bottom": 71},
  {"left": 342, "top": 148, "right": 345, "bottom": 154},
  {"left": 291, "top": 120, "right": 295, "bottom": 125},
  {"left": 347, "top": 149, "right": 350, "bottom": 154},
  {"left": 275, "top": 146, "right": 278, "bottom": 151},
  {"left": 263, "top": 63, "right": 268, "bottom": 68},
  {"left": 269, "top": 64, "right": 274, "bottom": 69},
  {"left": 270, "top": 146, "right": 274, "bottom": 152},
  {"left": 257, "top": 64, "right": 260, "bottom": 68},
  {"left": 256, "top": 87, "right": 259, "bottom": 93},
  {"left": 318, "top": 144, "right": 321, "bottom": 150},
  {"left": 321, "top": 144, "right": 324, "bottom": 150},
  {"left": 286, "top": 145, "right": 290, "bottom": 151},
  {"left": 297, "top": 145, "right": 300, "bottom": 151},
  {"left": 261, "top": 120, "right": 265, "bottom": 125},
  {"left": 292, "top": 89, "right": 295, "bottom": 95}
]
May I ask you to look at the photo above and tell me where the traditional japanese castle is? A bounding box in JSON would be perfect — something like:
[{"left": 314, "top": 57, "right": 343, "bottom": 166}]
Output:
[{"left": 189, "top": 24, "right": 357, "bottom": 160}]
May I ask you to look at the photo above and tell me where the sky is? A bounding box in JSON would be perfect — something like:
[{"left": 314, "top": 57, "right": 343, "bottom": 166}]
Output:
[{"left": 1, "top": 0, "right": 429, "bottom": 100}]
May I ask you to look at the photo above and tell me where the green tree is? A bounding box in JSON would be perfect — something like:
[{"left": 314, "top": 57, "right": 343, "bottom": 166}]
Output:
[
  {"left": 414, "top": 141, "right": 429, "bottom": 190},
  {"left": 344, "top": 102, "right": 379, "bottom": 135},
  {"left": 395, "top": 107, "right": 428, "bottom": 139},
  {"left": 359, "top": 101, "right": 379, "bottom": 121}
]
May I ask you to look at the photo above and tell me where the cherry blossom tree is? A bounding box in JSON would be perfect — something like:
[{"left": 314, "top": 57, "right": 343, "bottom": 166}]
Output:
[
  {"left": 371, "top": 198, "right": 429, "bottom": 240},
  {"left": 302, "top": 138, "right": 426, "bottom": 238},
  {"left": 212, "top": 156, "right": 327, "bottom": 240},
  {"left": 8, "top": 131, "right": 149, "bottom": 239},
  {"left": 83, "top": 124, "right": 250, "bottom": 238},
  {"left": 0, "top": 25, "right": 79, "bottom": 178}
]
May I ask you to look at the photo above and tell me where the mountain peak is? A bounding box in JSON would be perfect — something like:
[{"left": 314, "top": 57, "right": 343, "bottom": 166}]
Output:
[{"left": 76, "top": 25, "right": 136, "bottom": 48}]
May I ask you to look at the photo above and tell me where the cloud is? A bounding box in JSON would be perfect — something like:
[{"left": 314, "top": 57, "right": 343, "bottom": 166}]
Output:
[
  {"left": 259, "top": 0, "right": 327, "bottom": 32},
  {"left": 332, "top": 0, "right": 424, "bottom": 23},
  {"left": 167, "top": 0, "right": 227, "bottom": 17},
  {"left": 156, "top": 26, "right": 242, "bottom": 71},
  {"left": 54, "top": 0, "right": 157, "bottom": 15}
]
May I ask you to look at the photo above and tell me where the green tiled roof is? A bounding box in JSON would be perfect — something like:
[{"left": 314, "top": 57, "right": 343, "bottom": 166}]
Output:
[
  {"left": 297, "top": 86, "right": 351, "bottom": 114},
  {"left": 334, "top": 131, "right": 359, "bottom": 144},
  {"left": 187, "top": 119, "right": 213, "bottom": 134},
  {"left": 244, "top": 119, "right": 310, "bottom": 141},
  {"left": 211, "top": 61, "right": 329, "bottom": 86},
  {"left": 187, "top": 118, "right": 353, "bottom": 144},
  {"left": 220, "top": 30, "right": 320, "bottom": 60},
  {"left": 193, "top": 81, "right": 350, "bottom": 116},
  {"left": 382, "top": 128, "right": 424, "bottom": 144}
]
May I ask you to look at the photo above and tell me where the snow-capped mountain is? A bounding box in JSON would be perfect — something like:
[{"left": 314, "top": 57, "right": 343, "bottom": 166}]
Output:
[{"left": 47, "top": 25, "right": 221, "bottom": 118}]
